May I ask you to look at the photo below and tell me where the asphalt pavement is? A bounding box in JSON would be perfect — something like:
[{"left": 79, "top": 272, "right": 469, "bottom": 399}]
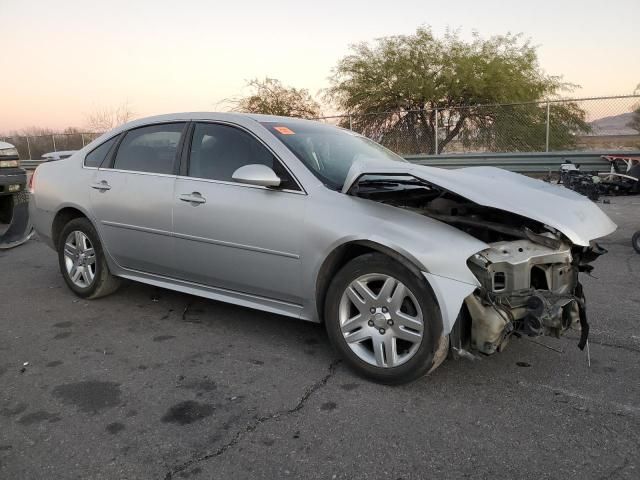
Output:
[{"left": 1, "top": 196, "right": 639, "bottom": 479}]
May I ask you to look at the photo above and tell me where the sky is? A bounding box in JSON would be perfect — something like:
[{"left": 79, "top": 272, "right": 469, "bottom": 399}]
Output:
[{"left": 1, "top": 0, "right": 639, "bottom": 133}]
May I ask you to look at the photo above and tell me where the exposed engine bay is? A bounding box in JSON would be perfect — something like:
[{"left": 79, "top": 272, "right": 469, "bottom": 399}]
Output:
[{"left": 347, "top": 173, "right": 607, "bottom": 356}]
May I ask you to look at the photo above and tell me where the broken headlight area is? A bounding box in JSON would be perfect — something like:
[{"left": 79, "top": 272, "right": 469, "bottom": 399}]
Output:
[
  {"left": 347, "top": 173, "right": 608, "bottom": 356},
  {"left": 461, "top": 239, "right": 604, "bottom": 355}
]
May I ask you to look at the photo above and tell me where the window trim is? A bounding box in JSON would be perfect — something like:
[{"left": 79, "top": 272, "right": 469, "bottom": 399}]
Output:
[
  {"left": 96, "top": 168, "right": 179, "bottom": 179},
  {"left": 260, "top": 120, "right": 407, "bottom": 191},
  {"left": 178, "top": 122, "right": 195, "bottom": 177},
  {"left": 82, "top": 134, "right": 121, "bottom": 169},
  {"left": 103, "top": 122, "right": 188, "bottom": 175},
  {"left": 174, "top": 174, "right": 306, "bottom": 195},
  {"left": 180, "top": 120, "right": 306, "bottom": 194}
]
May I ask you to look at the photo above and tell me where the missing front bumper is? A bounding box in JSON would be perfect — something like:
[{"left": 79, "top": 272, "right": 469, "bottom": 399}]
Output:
[
  {"left": 463, "top": 238, "right": 592, "bottom": 355},
  {"left": 464, "top": 288, "right": 588, "bottom": 355}
]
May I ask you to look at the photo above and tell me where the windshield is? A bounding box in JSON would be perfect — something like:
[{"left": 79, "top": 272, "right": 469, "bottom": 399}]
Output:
[{"left": 260, "top": 121, "right": 405, "bottom": 190}]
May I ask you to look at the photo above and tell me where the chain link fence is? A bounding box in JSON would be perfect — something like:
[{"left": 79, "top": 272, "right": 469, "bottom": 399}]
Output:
[
  {"left": 0, "top": 132, "right": 104, "bottom": 161},
  {"left": 2, "top": 95, "right": 639, "bottom": 159},
  {"left": 317, "top": 95, "right": 640, "bottom": 155}
]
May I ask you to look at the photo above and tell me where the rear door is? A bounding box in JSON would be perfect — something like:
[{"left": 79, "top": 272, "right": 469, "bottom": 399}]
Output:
[
  {"left": 172, "top": 121, "right": 306, "bottom": 304},
  {"left": 89, "top": 122, "right": 187, "bottom": 276}
]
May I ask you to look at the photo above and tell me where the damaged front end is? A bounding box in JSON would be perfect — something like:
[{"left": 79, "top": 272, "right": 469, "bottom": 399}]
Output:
[
  {"left": 464, "top": 239, "right": 603, "bottom": 355},
  {"left": 346, "top": 170, "right": 611, "bottom": 357}
]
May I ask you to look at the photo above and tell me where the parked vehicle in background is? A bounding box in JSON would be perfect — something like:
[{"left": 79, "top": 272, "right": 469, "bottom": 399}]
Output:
[
  {"left": 0, "top": 141, "right": 25, "bottom": 201},
  {"left": 0, "top": 141, "right": 32, "bottom": 248},
  {"left": 633, "top": 231, "right": 640, "bottom": 254},
  {"left": 29, "top": 113, "right": 617, "bottom": 383},
  {"left": 42, "top": 150, "right": 77, "bottom": 162}
]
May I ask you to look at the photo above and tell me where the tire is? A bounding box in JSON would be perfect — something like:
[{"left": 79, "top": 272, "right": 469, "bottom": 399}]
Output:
[
  {"left": 0, "top": 194, "right": 14, "bottom": 224},
  {"left": 324, "top": 252, "right": 443, "bottom": 384},
  {"left": 57, "top": 217, "right": 120, "bottom": 299},
  {"left": 633, "top": 231, "right": 640, "bottom": 254}
]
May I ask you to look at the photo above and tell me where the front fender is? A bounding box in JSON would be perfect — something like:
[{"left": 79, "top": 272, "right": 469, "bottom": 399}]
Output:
[
  {"left": 343, "top": 196, "right": 487, "bottom": 285},
  {"left": 303, "top": 192, "right": 486, "bottom": 323},
  {"left": 423, "top": 272, "right": 476, "bottom": 335},
  {"left": 312, "top": 236, "right": 478, "bottom": 335}
]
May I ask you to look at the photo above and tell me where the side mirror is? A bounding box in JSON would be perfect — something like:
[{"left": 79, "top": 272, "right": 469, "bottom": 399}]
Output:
[{"left": 232, "top": 164, "right": 281, "bottom": 188}]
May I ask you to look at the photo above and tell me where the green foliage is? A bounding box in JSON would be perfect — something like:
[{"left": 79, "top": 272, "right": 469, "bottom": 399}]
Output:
[
  {"left": 327, "top": 27, "right": 590, "bottom": 154},
  {"left": 232, "top": 78, "right": 321, "bottom": 119},
  {"left": 629, "top": 106, "right": 640, "bottom": 133},
  {"left": 628, "top": 83, "right": 640, "bottom": 133},
  {"left": 461, "top": 101, "right": 589, "bottom": 152}
]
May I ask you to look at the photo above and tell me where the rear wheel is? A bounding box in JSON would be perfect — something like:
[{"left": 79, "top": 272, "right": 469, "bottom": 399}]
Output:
[
  {"left": 57, "top": 218, "right": 120, "bottom": 299},
  {"left": 324, "top": 253, "right": 443, "bottom": 384}
]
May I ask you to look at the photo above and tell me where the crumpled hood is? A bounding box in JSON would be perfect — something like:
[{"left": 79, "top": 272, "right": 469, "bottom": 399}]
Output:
[{"left": 342, "top": 159, "right": 617, "bottom": 247}]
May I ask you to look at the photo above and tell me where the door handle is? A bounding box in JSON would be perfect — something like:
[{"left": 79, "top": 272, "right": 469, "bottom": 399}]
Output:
[
  {"left": 179, "top": 192, "right": 206, "bottom": 205},
  {"left": 91, "top": 180, "right": 111, "bottom": 191}
]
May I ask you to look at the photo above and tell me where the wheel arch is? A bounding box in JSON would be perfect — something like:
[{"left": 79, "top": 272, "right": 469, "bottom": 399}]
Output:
[
  {"left": 51, "top": 205, "right": 95, "bottom": 249},
  {"left": 314, "top": 239, "right": 430, "bottom": 323}
]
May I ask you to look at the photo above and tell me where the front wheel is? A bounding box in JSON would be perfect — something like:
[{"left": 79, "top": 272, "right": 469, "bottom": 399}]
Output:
[
  {"left": 57, "top": 217, "right": 120, "bottom": 299},
  {"left": 324, "top": 253, "right": 443, "bottom": 384}
]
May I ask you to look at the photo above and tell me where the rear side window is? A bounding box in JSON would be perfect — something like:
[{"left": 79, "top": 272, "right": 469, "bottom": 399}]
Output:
[
  {"left": 85, "top": 136, "right": 117, "bottom": 168},
  {"left": 113, "top": 123, "right": 185, "bottom": 174},
  {"left": 188, "top": 123, "right": 299, "bottom": 190}
]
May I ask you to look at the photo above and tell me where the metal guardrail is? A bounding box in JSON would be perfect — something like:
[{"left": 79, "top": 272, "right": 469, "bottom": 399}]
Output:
[
  {"left": 405, "top": 150, "right": 640, "bottom": 173},
  {"left": 19, "top": 150, "right": 640, "bottom": 173},
  {"left": 20, "top": 160, "right": 46, "bottom": 170}
]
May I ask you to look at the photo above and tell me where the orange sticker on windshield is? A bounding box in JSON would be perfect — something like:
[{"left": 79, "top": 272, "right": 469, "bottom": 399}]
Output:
[{"left": 274, "top": 126, "right": 295, "bottom": 135}]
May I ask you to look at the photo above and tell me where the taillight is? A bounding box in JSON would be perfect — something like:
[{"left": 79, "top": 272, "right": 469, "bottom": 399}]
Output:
[{"left": 28, "top": 168, "right": 36, "bottom": 194}]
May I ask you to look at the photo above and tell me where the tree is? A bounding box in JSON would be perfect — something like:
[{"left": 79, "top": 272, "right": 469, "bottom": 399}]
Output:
[
  {"left": 628, "top": 83, "right": 640, "bottom": 133},
  {"left": 327, "top": 27, "right": 589, "bottom": 154},
  {"left": 230, "top": 78, "right": 321, "bottom": 119},
  {"left": 630, "top": 108, "right": 640, "bottom": 133},
  {"left": 85, "top": 102, "right": 135, "bottom": 132}
]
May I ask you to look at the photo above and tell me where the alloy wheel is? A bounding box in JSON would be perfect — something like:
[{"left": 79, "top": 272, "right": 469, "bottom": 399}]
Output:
[
  {"left": 338, "top": 273, "right": 424, "bottom": 368},
  {"left": 63, "top": 230, "right": 96, "bottom": 288}
]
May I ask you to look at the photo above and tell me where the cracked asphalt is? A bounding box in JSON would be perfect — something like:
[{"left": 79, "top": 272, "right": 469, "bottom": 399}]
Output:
[{"left": 1, "top": 196, "right": 639, "bottom": 479}]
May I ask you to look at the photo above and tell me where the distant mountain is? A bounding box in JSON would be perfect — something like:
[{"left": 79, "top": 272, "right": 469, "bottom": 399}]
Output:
[{"left": 589, "top": 112, "right": 638, "bottom": 136}]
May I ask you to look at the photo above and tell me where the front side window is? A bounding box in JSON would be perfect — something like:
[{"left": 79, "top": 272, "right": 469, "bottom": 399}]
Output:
[
  {"left": 261, "top": 121, "right": 406, "bottom": 190},
  {"left": 188, "top": 123, "right": 299, "bottom": 190},
  {"left": 113, "top": 123, "right": 185, "bottom": 174},
  {"left": 85, "top": 136, "right": 117, "bottom": 168}
]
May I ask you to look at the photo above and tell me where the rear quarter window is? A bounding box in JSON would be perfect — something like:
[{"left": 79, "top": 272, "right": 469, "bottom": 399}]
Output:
[{"left": 85, "top": 136, "right": 118, "bottom": 168}]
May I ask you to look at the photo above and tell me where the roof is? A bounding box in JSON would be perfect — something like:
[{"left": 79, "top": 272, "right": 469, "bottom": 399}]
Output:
[
  {"left": 82, "top": 112, "right": 343, "bottom": 155},
  {"left": 115, "top": 112, "right": 322, "bottom": 131},
  {"left": 0, "top": 141, "right": 16, "bottom": 150}
]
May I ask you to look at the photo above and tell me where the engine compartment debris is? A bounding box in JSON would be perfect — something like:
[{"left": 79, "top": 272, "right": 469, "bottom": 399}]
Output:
[
  {"left": 348, "top": 172, "right": 608, "bottom": 357},
  {"left": 558, "top": 157, "right": 640, "bottom": 201}
]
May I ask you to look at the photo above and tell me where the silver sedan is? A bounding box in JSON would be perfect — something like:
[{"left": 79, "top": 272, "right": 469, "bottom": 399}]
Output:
[{"left": 30, "top": 113, "right": 616, "bottom": 383}]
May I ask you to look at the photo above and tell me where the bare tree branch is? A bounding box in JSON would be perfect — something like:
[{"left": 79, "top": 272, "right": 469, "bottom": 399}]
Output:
[{"left": 85, "top": 102, "right": 135, "bottom": 132}]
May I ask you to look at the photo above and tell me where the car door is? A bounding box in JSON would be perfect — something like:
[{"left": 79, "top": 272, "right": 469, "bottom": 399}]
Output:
[
  {"left": 89, "top": 122, "right": 186, "bottom": 276},
  {"left": 172, "top": 121, "right": 305, "bottom": 304}
]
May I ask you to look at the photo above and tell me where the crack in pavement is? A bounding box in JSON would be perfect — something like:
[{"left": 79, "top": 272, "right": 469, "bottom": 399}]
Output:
[
  {"left": 587, "top": 339, "right": 640, "bottom": 354},
  {"left": 163, "top": 359, "right": 341, "bottom": 480},
  {"left": 517, "top": 380, "right": 640, "bottom": 418},
  {"left": 181, "top": 302, "right": 193, "bottom": 321},
  {"left": 563, "top": 332, "right": 640, "bottom": 354},
  {"left": 597, "top": 457, "right": 631, "bottom": 480}
]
